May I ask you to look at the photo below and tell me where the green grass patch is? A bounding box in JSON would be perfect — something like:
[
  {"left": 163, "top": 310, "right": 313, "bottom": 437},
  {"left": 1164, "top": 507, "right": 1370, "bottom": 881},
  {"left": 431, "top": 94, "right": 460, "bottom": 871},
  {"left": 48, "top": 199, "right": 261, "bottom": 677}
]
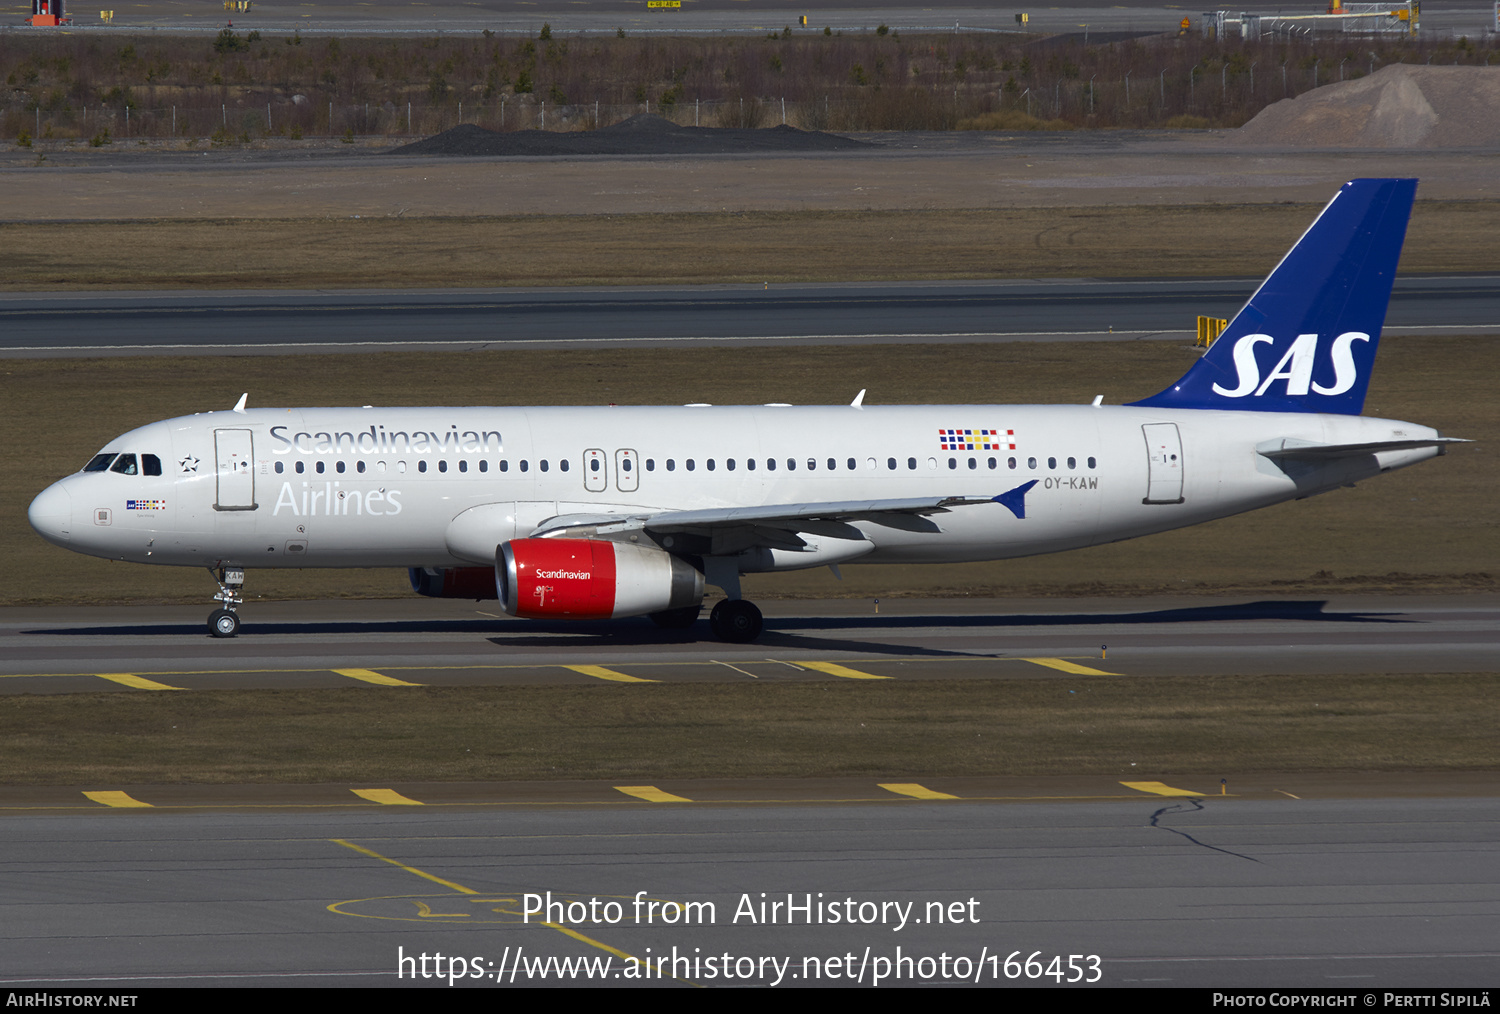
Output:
[{"left": 2, "top": 676, "right": 1494, "bottom": 784}]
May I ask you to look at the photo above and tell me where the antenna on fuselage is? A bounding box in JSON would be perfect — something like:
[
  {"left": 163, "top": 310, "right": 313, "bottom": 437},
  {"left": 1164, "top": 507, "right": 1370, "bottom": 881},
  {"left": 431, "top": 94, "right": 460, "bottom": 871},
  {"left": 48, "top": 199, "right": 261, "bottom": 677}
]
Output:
[
  {"left": 232, "top": 393, "right": 248, "bottom": 414},
  {"left": 850, "top": 389, "right": 866, "bottom": 408}
]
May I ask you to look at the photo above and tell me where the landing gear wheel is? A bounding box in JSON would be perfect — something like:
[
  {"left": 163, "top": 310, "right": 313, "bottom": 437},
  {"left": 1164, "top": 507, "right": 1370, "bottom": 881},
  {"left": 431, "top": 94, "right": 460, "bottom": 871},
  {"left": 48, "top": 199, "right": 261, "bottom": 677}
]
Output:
[
  {"left": 649, "top": 605, "right": 701, "bottom": 630},
  {"left": 208, "top": 608, "right": 240, "bottom": 638},
  {"left": 709, "top": 599, "right": 763, "bottom": 643}
]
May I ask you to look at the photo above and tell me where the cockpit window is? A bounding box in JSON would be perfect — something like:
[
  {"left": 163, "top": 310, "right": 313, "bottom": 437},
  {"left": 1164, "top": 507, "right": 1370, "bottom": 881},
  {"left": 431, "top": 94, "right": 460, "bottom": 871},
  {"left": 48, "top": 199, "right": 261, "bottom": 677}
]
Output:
[
  {"left": 110, "top": 454, "right": 139, "bottom": 476},
  {"left": 142, "top": 454, "right": 162, "bottom": 476},
  {"left": 83, "top": 454, "right": 116, "bottom": 472}
]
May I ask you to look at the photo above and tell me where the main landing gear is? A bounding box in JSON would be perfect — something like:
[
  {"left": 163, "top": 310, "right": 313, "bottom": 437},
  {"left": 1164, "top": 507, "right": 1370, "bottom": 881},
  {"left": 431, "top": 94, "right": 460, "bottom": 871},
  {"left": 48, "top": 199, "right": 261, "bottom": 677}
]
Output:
[
  {"left": 709, "top": 599, "right": 763, "bottom": 643},
  {"left": 208, "top": 566, "right": 244, "bottom": 638}
]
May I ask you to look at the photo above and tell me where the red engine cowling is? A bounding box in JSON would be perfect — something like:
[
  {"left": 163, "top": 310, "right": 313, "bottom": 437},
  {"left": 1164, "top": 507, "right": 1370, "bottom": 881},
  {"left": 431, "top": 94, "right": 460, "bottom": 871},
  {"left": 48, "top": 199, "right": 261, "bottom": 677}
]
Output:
[
  {"left": 498, "top": 538, "right": 703, "bottom": 620},
  {"left": 409, "top": 566, "right": 498, "bottom": 600}
]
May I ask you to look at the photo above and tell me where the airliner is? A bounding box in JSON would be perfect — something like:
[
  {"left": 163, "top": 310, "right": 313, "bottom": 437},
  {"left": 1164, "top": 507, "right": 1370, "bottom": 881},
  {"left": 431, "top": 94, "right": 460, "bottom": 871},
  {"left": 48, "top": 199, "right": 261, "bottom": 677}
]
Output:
[{"left": 28, "top": 179, "right": 1462, "bottom": 642}]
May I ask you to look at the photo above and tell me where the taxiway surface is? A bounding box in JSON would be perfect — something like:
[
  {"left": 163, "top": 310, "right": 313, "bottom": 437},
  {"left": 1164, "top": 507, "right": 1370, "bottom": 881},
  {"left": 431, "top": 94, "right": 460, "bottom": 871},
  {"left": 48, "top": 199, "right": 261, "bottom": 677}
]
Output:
[
  {"left": 4, "top": 594, "right": 1496, "bottom": 689},
  {"left": 3, "top": 797, "right": 1497, "bottom": 987},
  {"left": 4, "top": 277, "right": 1498, "bottom": 357}
]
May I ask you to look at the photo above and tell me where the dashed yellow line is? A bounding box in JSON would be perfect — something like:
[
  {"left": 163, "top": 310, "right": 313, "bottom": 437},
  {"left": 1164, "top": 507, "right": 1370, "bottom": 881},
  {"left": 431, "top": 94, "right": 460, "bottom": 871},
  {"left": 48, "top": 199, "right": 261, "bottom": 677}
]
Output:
[
  {"left": 1022, "top": 658, "right": 1121, "bottom": 676},
  {"left": 83, "top": 790, "right": 152, "bottom": 808},
  {"left": 879, "top": 783, "right": 959, "bottom": 800},
  {"left": 97, "top": 672, "right": 182, "bottom": 690},
  {"left": 565, "top": 665, "right": 656, "bottom": 683},
  {"left": 351, "top": 788, "right": 424, "bottom": 805},
  {"left": 1121, "top": 780, "right": 1204, "bottom": 797},
  {"left": 334, "top": 668, "right": 422, "bottom": 687},
  {"left": 800, "top": 661, "right": 892, "bottom": 680},
  {"left": 615, "top": 785, "right": 692, "bottom": 803}
]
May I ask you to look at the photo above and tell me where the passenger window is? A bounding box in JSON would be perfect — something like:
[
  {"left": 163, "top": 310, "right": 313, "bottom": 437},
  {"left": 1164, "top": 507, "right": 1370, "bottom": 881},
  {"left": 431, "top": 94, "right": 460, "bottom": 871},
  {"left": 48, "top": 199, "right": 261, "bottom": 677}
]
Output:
[
  {"left": 479, "top": 460, "right": 488, "bottom": 473},
  {"left": 726, "top": 459, "right": 735, "bottom": 471},
  {"left": 847, "top": 458, "right": 856, "bottom": 470},
  {"left": 337, "top": 460, "right": 346, "bottom": 474},
  {"left": 887, "top": 458, "right": 897, "bottom": 470},
  {"left": 418, "top": 461, "right": 428, "bottom": 473},
  {"left": 83, "top": 454, "right": 116, "bottom": 472},
  {"left": 500, "top": 460, "right": 508, "bottom": 472},
  {"left": 520, "top": 460, "right": 529, "bottom": 473},
  {"left": 560, "top": 460, "right": 569, "bottom": 472},
  {"left": 1028, "top": 457, "right": 1037, "bottom": 469},
  {"left": 1008, "top": 457, "right": 1017, "bottom": 469},
  {"left": 316, "top": 461, "right": 326, "bottom": 474},
  {"left": 667, "top": 459, "right": 676, "bottom": 472},
  {"left": 358, "top": 460, "right": 368, "bottom": 474},
  {"left": 947, "top": 457, "right": 957, "bottom": 470},
  {"left": 786, "top": 459, "right": 796, "bottom": 471},
  {"left": 746, "top": 459, "right": 755, "bottom": 471},
  {"left": 142, "top": 454, "right": 162, "bottom": 476},
  {"left": 438, "top": 460, "right": 448, "bottom": 473},
  {"left": 686, "top": 459, "right": 695, "bottom": 471},
  {"left": 646, "top": 459, "right": 655, "bottom": 471},
  {"left": 275, "top": 461, "right": 284, "bottom": 474},
  {"left": 296, "top": 460, "right": 305, "bottom": 474},
  {"left": 907, "top": 457, "right": 916, "bottom": 470},
  {"left": 807, "top": 459, "right": 816, "bottom": 471},
  {"left": 968, "top": 457, "right": 977, "bottom": 470},
  {"left": 1048, "top": 457, "right": 1057, "bottom": 469},
  {"left": 110, "top": 454, "right": 138, "bottom": 475},
  {"left": 458, "top": 460, "right": 467, "bottom": 473},
  {"left": 1067, "top": 457, "right": 1076, "bottom": 469},
  {"left": 987, "top": 457, "right": 996, "bottom": 469},
  {"left": 539, "top": 460, "right": 548, "bottom": 473},
  {"left": 1088, "top": 457, "right": 1097, "bottom": 469},
  {"left": 707, "top": 459, "right": 715, "bottom": 471},
  {"left": 767, "top": 459, "right": 776, "bottom": 471}
]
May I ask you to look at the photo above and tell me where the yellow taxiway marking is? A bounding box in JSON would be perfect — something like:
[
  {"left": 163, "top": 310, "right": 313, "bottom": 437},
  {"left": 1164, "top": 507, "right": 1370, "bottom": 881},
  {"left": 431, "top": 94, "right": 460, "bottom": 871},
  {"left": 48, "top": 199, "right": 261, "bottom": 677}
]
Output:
[
  {"left": 1121, "top": 781, "right": 1204, "bottom": 797},
  {"left": 799, "top": 661, "right": 892, "bottom": 680},
  {"left": 879, "top": 783, "right": 959, "bottom": 800},
  {"left": 351, "top": 788, "right": 424, "bottom": 806},
  {"left": 97, "top": 672, "right": 182, "bottom": 690},
  {"left": 615, "top": 785, "right": 692, "bottom": 803},
  {"left": 565, "top": 664, "right": 656, "bottom": 683},
  {"left": 1022, "top": 658, "right": 1122, "bottom": 676},
  {"left": 334, "top": 668, "right": 422, "bottom": 687},
  {"left": 83, "top": 790, "right": 152, "bottom": 808},
  {"left": 329, "top": 840, "right": 678, "bottom": 981},
  {"left": 333, "top": 839, "right": 476, "bottom": 894}
]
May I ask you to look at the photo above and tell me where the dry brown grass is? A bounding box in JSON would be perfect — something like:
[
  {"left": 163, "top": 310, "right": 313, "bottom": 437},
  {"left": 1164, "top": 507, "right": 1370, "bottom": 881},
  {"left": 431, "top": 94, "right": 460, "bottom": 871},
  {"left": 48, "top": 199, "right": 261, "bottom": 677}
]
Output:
[
  {"left": 0, "top": 676, "right": 1493, "bottom": 784},
  {"left": 6, "top": 336, "right": 1495, "bottom": 607},
  {"left": 4, "top": 201, "right": 1500, "bottom": 290}
]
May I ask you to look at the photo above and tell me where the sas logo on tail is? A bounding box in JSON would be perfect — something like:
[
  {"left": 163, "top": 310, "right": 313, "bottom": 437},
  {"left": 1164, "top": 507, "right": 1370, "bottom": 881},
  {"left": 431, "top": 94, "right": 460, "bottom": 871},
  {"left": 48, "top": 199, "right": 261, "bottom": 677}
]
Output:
[{"left": 1212, "top": 332, "right": 1370, "bottom": 398}]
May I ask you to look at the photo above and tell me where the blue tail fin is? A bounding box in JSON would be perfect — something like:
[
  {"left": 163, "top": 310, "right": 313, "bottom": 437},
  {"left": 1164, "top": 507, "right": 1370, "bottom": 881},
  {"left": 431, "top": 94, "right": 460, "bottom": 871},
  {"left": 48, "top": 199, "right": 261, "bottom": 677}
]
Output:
[{"left": 1129, "top": 178, "right": 1417, "bottom": 415}]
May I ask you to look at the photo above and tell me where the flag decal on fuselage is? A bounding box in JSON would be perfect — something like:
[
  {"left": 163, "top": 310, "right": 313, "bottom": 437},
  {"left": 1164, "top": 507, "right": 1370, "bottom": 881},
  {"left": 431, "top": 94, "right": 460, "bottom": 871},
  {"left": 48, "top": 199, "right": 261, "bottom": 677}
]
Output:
[{"left": 939, "top": 428, "right": 1015, "bottom": 451}]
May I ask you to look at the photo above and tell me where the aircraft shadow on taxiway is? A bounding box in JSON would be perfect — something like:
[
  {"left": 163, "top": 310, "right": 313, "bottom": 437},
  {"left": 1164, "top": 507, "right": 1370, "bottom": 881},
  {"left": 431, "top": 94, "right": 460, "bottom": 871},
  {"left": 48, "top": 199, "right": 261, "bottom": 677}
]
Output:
[{"left": 28, "top": 600, "right": 1409, "bottom": 648}]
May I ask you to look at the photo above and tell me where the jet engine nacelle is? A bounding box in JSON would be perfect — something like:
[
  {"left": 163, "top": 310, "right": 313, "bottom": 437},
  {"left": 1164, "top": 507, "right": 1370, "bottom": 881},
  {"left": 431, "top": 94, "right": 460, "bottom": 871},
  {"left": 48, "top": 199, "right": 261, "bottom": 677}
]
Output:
[
  {"left": 409, "top": 566, "right": 499, "bottom": 600},
  {"left": 498, "top": 538, "right": 704, "bottom": 620}
]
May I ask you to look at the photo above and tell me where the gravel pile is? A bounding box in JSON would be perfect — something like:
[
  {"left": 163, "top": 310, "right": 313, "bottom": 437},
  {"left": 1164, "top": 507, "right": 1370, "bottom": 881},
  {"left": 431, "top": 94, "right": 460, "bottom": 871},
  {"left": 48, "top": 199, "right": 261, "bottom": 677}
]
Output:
[
  {"left": 1235, "top": 65, "right": 1500, "bottom": 148},
  {"left": 389, "top": 113, "right": 874, "bottom": 156}
]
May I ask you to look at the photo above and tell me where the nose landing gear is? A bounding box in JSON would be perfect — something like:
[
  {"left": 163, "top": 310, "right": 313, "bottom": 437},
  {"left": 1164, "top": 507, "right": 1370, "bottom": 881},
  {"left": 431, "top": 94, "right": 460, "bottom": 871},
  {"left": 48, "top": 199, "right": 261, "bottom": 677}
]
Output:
[{"left": 208, "top": 566, "right": 245, "bottom": 638}]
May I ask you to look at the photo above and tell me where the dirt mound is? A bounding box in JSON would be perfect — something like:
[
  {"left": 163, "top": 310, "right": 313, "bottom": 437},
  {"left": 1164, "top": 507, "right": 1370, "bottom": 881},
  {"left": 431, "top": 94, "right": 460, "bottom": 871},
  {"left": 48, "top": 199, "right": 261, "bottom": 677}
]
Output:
[
  {"left": 389, "top": 114, "right": 874, "bottom": 156},
  {"left": 1235, "top": 65, "right": 1500, "bottom": 148}
]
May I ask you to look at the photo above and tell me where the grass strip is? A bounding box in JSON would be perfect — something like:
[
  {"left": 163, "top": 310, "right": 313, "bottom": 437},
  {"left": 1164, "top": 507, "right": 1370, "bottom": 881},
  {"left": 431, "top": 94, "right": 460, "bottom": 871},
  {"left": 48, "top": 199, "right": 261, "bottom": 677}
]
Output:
[
  {"left": 1, "top": 676, "right": 1494, "bottom": 785},
  {"left": 5, "top": 202, "right": 1500, "bottom": 289}
]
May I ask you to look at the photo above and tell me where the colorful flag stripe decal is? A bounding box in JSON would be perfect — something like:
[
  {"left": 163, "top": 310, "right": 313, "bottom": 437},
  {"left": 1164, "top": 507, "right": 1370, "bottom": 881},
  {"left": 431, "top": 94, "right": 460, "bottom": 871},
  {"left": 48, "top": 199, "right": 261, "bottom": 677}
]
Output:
[{"left": 939, "top": 428, "right": 1015, "bottom": 451}]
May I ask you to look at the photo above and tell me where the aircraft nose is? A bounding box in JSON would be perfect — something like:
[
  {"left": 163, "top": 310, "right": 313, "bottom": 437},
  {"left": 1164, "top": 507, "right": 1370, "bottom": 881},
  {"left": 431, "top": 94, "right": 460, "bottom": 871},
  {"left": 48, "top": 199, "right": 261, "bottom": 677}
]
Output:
[{"left": 28, "top": 482, "right": 72, "bottom": 545}]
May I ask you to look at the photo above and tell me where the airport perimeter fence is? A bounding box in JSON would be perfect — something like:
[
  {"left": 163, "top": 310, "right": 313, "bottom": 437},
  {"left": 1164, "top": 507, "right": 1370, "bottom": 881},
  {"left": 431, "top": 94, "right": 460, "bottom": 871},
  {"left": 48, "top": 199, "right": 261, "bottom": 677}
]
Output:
[{"left": 5, "top": 44, "right": 1498, "bottom": 143}]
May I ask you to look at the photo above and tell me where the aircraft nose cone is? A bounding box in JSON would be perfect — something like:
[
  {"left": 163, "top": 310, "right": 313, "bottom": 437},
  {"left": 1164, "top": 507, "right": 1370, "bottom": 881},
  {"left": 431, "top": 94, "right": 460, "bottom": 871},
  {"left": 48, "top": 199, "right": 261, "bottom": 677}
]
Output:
[{"left": 28, "top": 482, "right": 72, "bottom": 545}]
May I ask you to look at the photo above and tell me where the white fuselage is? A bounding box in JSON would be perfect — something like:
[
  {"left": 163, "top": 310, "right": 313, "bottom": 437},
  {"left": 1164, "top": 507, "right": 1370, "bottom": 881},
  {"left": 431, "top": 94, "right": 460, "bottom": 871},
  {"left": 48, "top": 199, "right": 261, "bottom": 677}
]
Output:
[{"left": 28, "top": 403, "right": 1442, "bottom": 573}]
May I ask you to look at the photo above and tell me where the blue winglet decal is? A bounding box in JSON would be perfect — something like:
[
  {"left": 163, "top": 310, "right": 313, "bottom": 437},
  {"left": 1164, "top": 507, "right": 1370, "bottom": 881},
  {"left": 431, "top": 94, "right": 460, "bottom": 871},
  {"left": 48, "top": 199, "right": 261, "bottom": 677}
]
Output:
[
  {"left": 994, "top": 480, "right": 1039, "bottom": 519},
  {"left": 1128, "top": 178, "right": 1417, "bottom": 416}
]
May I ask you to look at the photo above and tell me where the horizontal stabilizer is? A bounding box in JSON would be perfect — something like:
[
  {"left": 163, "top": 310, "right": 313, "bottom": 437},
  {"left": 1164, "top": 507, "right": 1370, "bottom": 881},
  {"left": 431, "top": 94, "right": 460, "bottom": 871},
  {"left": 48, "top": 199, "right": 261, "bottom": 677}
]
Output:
[{"left": 1257, "top": 436, "right": 1469, "bottom": 460}]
